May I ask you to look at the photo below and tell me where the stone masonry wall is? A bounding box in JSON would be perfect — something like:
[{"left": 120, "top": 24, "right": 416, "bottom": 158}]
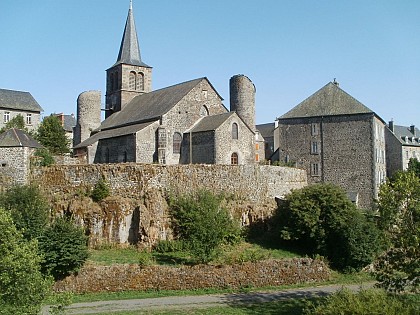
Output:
[
  {"left": 54, "top": 258, "right": 330, "bottom": 293},
  {"left": 31, "top": 164, "right": 307, "bottom": 247}
]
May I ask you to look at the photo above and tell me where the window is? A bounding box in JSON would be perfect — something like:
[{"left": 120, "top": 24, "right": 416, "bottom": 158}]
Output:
[
  {"left": 311, "top": 141, "right": 319, "bottom": 154},
  {"left": 255, "top": 153, "right": 259, "bottom": 162},
  {"left": 202, "top": 90, "right": 208, "bottom": 99},
  {"left": 158, "top": 128, "right": 167, "bottom": 148},
  {"left": 256, "top": 143, "right": 259, "bottom": 150},
  {"left": 311, "top": 163, "right": 320, "bottom": 176},
  {"left": 232, "top": 123, "right": 238, "bottom": 140},
  {"left": 200, "top": 105, "right": 209, "bottom": 117},
  {"left": 231, "top": 153, "right": 238, "bottom": 165},
  {"left": 137, "top": 72, "right": 144, "bottom": 90},
  {"left": 26, "top": 113, "right": 32, "bottom": 125},
  {"left": 311, "top": 123, "right": 319, "bottom": 136},
  {"left": 129, "top": 71, "right": 136, "bottom": 90},
  {"left": 173, "top": 132, "right": 182, "bottom": 154},
  {"left": 3, "top": 111, "right": 10, "bottom": 123}
]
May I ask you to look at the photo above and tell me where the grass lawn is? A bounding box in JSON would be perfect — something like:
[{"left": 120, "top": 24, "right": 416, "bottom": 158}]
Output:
[{"left": 83, "top": 298, "right": 309, "bottom": 315}]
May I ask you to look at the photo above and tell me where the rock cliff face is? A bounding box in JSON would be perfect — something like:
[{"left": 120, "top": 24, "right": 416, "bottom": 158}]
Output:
[{"left": 31, "top": 164, "right": 307, "bottom": 247}]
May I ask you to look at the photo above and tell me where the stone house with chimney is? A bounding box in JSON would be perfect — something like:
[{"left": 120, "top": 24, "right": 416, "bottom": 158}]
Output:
[
  {"left": 385, "top": 122, "right": 420, "bottom": 177},
  {"left": 0, "top": 88, "right": 43, "bottom": 131},
  {"left": 73, "top": 2, "right": 263, "bottom": 165},
  {"left": 275, "top": 81, "right": 387, "bottom": 209}
]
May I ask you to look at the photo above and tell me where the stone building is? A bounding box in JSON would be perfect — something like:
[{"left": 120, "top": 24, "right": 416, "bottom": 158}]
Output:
[
  {"left": 0, "top": 88, "right": 43, "bottom": 131},
  {"left": 0, "top": 128, "right": 43, "bottom": 185},
  {"left": 385, "top": 122, "right": 420, "bottom": 177},
  {"left": 74, "top": 2, "right": 262, "bottom": 165},
  {"left": 275, "top": 81, "right": 386, "bottom": 209},
  {"left": 53, "top": 113, "right": 76, "bottom": 144}
]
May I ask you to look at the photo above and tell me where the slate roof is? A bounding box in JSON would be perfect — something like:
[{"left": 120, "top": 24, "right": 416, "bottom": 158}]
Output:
[
  {"left": 189, "top": 112, "right": 235, "bottom": 133},
  {"left": 391, "top": 124, "right": 420, "bottom": 147},
  {"left": 279, "top": 82, "right": 374, "bottom": 119},
  {"left": 0, "top": 88, "right": 43, "bottom": 112},
  {"left": 73, "top": 121, "right": 155, "bottom": 149},
  {"left": 256, "top": 123, "right": 275, "bottom": 139},
  {"left": 63, "top": 114, "right": 76, "bottom": 132},
  {"left": 100, "top": 78, "right": 212, "bottom": 131},
  {"left": 113, "top": 1, "right": 150, "bottom": 68},
  {"left": 0, "top": 128, "right": 42, "bottom": 148}
]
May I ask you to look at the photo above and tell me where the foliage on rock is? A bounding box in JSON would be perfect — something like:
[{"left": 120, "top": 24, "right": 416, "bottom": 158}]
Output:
[
  {"left": 91, "top": 177, "right": 110, "bottom": 202},
  {"left": 276, "top": 183, "right": 382, "bottom": 271},
  {"left": 0, "top": 208, "right": 52, "bottom": 315},
  {"left": 39, "top": 217, "right": 89, "bottom": 280},
  {"left": 170, "top": 190, "right": 240, "bottom": 263},
  {"left": 374, "top": 170, "right": 420, "bottom": 293}
]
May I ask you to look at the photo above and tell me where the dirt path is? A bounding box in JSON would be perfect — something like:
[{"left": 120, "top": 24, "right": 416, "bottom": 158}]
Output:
[{"left": 43, "top": 283, "right": 373, "bottom": 314}]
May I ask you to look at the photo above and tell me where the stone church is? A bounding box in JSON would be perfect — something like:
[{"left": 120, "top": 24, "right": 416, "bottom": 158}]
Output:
[{"left": 73, "top": 2, "right": 264, "bottom": 165}]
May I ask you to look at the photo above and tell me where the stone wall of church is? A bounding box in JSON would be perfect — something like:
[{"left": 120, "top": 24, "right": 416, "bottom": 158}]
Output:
[
  {"left": 161, "top": 79, "right": 226, "bottom": 165},
  {"left": 181, "top": 131, "right": 216, "bottom": 164},
  {"left": 214, "top": 114, "right": 255, "bottom": 165},
  {"left": 30, "top": 164, "right": 307, "bottom": 247}
]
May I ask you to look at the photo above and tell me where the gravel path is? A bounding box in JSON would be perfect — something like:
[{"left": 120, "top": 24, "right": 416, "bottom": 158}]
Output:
[{"left": 43, "top": 283, "right": 373, "bottom": 314}]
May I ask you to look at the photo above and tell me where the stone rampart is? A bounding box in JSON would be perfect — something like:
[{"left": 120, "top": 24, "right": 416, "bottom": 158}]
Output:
[{"left": 31, "top": 164, "right": 307, "bottom": 247}]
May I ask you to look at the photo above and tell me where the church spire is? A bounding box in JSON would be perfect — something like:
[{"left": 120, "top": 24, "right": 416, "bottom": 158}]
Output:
[{"left": 115, "top": 0, "right": 149, "bottom": 67}]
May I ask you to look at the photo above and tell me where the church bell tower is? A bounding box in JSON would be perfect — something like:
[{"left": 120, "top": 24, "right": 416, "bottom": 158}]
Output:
[{"left": 105, "top": 0, "right": 152, "bottom": 118}]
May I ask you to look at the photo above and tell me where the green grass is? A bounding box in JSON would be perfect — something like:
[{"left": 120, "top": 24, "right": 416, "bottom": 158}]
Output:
[{"left": 83, "top": 298, "right": 309, "bottom": 315}]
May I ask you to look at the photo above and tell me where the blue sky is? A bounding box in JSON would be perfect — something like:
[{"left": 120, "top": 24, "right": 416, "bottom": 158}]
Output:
[{"left": 1, "top": 0, "right": 419, "bottom": 126}]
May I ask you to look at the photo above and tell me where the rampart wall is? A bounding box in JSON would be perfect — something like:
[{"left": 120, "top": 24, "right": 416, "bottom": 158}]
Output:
[{"left": 31, "top": 164, "right": 307, "bottom": 247}]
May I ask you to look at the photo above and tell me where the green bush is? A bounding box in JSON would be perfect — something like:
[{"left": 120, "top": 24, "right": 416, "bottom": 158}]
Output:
[
  {"left": 170, "top": 190, "right": 240, "bottom": 263},
  {"left": 277, "top": 183, "right": 382, "bottom": 271},
  {"left": 34, "top": 148, "right": 55, "bottom": 166},
  {"left": 39, "top": 217, "right": 89, "bottom": 280},
  {"left": 91, "top": 177, "right": 110, "bottom": 202},
  {"left": 154, "top": 240, "right": 186, "bottom": 253},
  {"left": 138, "top": 251, "right": 156, "bottom": 268},
  {"left": 0, "top": 208, "right": 52, "bottom": 315},
  {"left": 304, "top": 288, "right": 418, "bottom": 315},
  {"left": 0, "top": 185, "right": 49, "bottom": 240}
]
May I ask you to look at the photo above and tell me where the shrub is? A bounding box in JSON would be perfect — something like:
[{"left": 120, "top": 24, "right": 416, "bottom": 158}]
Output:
[
  {"left": 0, "top": 185, "right": 49, "bottom": 240},
  {"left": 91, "top": 177, "right": 110, "bottom": 202},
  {"left": 0, "top": 208, "right": 52, "bottom": 315},
  {"left": 277, "top": 183, "right": 382, "bottom": 271},
  {"left": 39, "top": 217, "right": 89, "bottom": 280},
  {"left": 154, "top": 240, "right": 186, "bottom": 253},
  {"left": 304, "top": 288, "right": 418, "bottom": 315},
  {"left": 138, "top": 251, "right": 155, "bottom": 268},
  {"left": 34, "top": 148, "right": 55, "bottom": 166},
  {"left": 170, "top": 190, "right": 240, "bottom": 263}
]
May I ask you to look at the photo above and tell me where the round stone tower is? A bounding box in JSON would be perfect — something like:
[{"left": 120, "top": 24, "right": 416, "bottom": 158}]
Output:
[
  {"left": 229, "top": 75, "right": 256, "bottom": 131},
  {"left": 73, "top": 91, "right": 101, "bottom": 147}
]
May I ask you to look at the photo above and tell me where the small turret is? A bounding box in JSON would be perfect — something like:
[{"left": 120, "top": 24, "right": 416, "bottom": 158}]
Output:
[
  {"left": 229, "top": 75, "right": 256, "bottom": 131},
  {"left": 73, "top": 91, "right": 101, "bottom": 147}
]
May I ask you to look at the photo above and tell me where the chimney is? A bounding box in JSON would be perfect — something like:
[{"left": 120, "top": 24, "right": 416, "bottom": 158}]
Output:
[
  {"left": 410, "top": 125, "right": 416, "bottom": 136},
  {"left": 333, "top": 78, "right": 339, "bottom": 87},
  {"left": 389, "top": 120, "right": 394, "bottom": 133}
]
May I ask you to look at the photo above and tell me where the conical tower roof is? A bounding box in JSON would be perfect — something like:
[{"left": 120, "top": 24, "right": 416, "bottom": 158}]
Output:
[{"left": 114, "top": 0, "right": 150, "bottom": 67}]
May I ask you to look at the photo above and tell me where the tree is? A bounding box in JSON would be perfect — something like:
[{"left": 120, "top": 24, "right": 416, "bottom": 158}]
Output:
[
  {"left": 277, "top": 183, "right": 382, "bottom": 271},
  {"left": 39, "top": 217, "right": 89, "bottom": 280},
  {"left": 374, "top": 170, "right": 420, "bottom": 293},
  {"left": 91, "top": 177, "right": 110, "bottom": 202},
  {"left": 0, "top": 185, "right": 49, "bottom": 240},
  {"left": 0, "top": 208, "right": 52, "bottom": 315},
  {"left": 0, "top": 114, "right": 26, "bottom": 133},
  {"left": 170, "top": 190, "right": 240, "bottom": 263},
  {"left": 407, "top": 158, "right": 420, "bottom": 178},
  {"left": 36, "top": 115, "right": 70, "bottom": 155}
]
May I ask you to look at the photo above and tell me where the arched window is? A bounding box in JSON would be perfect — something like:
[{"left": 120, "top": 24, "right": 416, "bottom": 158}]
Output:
[
  {"left": 173, "top": 132, "right": 182, "bottom": 154},
  {"left": 231, "top": 153, "right": 238, "bottom": 165},
  {"left": 129, "top": 71, "right": 136, "bottom": 90},
  {"left": 232, "top": 123, "right": 238, "bottom": 139},
  {"left": 200, "top": 105, "right": 209, "bottom": 117},
  {"left": 137, "top": 72, "right": 144, "bottom": 90}
]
